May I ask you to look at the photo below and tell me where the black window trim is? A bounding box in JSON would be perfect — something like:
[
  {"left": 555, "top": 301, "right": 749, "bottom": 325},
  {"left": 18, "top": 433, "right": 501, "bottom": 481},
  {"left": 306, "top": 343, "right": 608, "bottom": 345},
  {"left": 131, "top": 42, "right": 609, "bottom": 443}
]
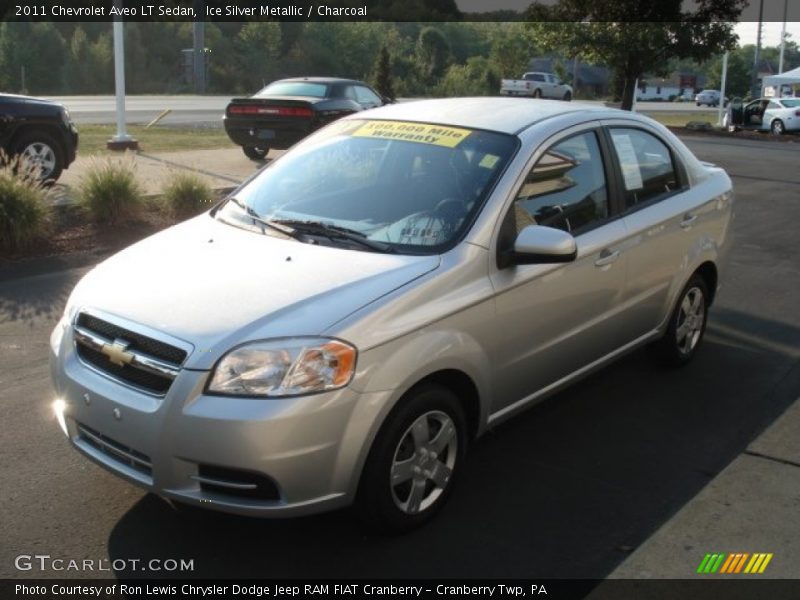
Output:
[
  {"left": 506, "top": 126, "right": 619, "bottom": 240},
  {"left": 600, "top": 125, "right": 690, "bottom": 217}
]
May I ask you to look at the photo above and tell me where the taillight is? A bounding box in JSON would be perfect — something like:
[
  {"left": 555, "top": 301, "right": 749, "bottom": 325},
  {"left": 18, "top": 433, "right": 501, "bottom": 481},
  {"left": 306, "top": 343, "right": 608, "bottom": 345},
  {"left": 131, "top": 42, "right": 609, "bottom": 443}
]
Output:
[
  {"left": 228, "top": 105, "right": 313, "bottom": 118},
  {"left": 795, "top": 110, "right": 800, "bottom": 117}
]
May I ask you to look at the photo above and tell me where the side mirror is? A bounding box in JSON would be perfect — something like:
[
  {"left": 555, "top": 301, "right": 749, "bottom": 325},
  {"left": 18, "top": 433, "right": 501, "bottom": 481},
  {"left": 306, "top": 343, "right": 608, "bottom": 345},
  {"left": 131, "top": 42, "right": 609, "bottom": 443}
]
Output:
[
  {"left": 381, "top": 95, "right": 395, "bottom": 105},
  {"left": 503, "top": 225, "right": 577, "bottom": 267}
]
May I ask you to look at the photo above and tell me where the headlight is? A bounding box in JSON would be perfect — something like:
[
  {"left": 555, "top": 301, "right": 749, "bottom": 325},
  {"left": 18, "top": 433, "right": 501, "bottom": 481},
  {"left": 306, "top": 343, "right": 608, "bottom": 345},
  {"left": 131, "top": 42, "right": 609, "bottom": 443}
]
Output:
[{"left": 208, "top": 338, "right": 357, "bottom": 397}]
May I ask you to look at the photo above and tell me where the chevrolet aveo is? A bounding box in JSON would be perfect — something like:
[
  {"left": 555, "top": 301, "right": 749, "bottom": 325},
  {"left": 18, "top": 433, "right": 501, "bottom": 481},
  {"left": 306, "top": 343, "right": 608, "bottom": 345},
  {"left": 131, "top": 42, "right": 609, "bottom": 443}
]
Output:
[{"left": 50, "top": 98, "right": 734, "bottom": 532}]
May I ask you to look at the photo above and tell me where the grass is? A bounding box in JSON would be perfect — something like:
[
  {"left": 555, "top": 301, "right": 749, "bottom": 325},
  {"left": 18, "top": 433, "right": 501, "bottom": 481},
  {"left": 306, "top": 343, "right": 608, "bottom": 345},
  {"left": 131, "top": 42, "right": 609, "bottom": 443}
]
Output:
[
  {"left": 77, "top": 125, "right": 231, "bottom": 155},
  {"left": 0, "top": 157, "right": 51, "bottom": 254},
  {"left": 77, "top": 154, "right": 143, "bottom": 223},
  {"left": 160, "top": 170, "right": 214, "bottom": 218},
  {"left": 640, "top": 111, "right": 724, "bottom": 128}
]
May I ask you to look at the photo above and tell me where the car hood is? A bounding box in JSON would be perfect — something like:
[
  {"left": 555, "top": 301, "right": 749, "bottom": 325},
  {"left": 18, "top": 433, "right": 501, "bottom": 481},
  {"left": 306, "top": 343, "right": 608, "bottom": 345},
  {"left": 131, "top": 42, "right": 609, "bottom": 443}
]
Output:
[{"left": 69, "top": 215, "right": 440, "bottom": 369}]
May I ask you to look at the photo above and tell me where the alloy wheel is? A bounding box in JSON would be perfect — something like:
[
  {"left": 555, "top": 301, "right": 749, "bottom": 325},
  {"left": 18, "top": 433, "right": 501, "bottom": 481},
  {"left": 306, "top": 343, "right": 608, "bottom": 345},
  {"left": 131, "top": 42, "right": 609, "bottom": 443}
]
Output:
[
  {"left": 675, "top": 286, "right": 705, "bottom": 356},
  {"left": 390, "top": 410, "right": 457, "bottom": 514}
]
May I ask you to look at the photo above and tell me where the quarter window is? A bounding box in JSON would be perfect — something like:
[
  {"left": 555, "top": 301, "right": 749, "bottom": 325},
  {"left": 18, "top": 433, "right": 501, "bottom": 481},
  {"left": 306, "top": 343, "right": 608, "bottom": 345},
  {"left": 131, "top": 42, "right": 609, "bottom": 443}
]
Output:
[
  {"left": 512, "top": 131, "right": 609, "bottom": 235},
  {"left": 609, "top": 128, "right": 679, "bottom": 209},
  {"left": 355, "top": 86, "right": 382, "bottom": 106}
]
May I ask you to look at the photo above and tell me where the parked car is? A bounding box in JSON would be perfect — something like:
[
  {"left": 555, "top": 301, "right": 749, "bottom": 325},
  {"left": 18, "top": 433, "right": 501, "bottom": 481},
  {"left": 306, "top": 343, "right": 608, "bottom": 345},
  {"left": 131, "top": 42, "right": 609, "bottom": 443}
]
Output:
[
  {"left": 51, "top": 98, "right": 733, "bottom": 532},
  {"left": 223, "top": 77, "right": 388, "bottom": 160},
  {"left": 695, "top": 89, "right": 727, "bottom": 107},
  {"left": 724, "top": 97, "right": 800, "bottom": 135},
  {"left": 0, "top": 93, "right": 78, "bottom": 182},
  {"left": 500, "top": 72, "right": 573, "bottom": 100}
]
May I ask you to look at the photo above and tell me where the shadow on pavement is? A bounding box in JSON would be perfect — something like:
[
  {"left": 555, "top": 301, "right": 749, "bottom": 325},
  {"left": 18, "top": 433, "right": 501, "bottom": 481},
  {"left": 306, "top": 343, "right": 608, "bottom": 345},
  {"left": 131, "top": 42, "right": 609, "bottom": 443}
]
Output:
[{"left": 107, "top": 307, "right": 800, "bottom": 580}]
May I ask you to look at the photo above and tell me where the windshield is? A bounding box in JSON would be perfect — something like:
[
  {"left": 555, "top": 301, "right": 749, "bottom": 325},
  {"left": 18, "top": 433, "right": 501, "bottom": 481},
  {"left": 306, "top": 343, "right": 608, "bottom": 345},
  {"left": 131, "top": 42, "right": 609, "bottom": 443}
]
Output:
[{"left": 217, "top": 119, "right": 517, "bottom": 254}]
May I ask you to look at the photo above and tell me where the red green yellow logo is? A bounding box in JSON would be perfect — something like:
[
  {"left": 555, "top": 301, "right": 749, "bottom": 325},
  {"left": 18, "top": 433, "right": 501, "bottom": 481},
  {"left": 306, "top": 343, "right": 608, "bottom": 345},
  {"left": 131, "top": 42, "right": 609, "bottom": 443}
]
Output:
[{"left": 697, "top": 552, "right": 773, "bottom": 574}]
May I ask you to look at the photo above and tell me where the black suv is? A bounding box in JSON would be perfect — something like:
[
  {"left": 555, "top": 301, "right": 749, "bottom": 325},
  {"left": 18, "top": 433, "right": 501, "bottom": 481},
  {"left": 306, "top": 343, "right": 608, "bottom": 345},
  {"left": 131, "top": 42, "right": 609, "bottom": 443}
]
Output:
[{"left": 0, "top": 93, "right": 79, "bottom": 182}]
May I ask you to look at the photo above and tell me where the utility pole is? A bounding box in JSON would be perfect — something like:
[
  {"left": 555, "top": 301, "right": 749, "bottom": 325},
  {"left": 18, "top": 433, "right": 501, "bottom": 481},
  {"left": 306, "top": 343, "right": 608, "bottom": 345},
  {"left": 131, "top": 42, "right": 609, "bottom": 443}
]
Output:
[
  {"left": 107, "top": 0, "right": 138, "bottom": 151},
  {"left": 778, "top": 0, "right": 788, "bottom": 74},
  {"left": 717, "top": 52, "right": 728, "bottom": 127},
  {"left": 751, "top": 0, "right": 764, "bottom": 99},
  {"left": 193, "top": 0, "right": 206, "bottom": 94}
]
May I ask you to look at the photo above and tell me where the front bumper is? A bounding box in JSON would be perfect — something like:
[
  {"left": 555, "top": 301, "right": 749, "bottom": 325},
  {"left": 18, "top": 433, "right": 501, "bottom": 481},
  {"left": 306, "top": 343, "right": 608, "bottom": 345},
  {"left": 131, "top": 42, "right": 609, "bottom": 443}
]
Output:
[{"left": 49, "top": 322, "right": 389, "bottom": 517}]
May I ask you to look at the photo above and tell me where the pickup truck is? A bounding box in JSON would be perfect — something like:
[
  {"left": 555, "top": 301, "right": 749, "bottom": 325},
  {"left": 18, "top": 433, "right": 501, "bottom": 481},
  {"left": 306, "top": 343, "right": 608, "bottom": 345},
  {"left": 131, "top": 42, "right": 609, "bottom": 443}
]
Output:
[{"left": 499, "top": 72, "right": 573, "bottom": 101}]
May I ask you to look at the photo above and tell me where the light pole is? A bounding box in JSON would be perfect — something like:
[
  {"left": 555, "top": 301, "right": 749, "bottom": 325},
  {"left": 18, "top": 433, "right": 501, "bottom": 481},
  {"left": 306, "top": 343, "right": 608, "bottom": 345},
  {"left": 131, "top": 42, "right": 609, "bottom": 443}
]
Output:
[
  {"left": 717, "top": 52, "right": 728, "bottom": 127},
  {"left": 778, "top": 0, "right": 788, "bottom": 74},
  {"left": 750, "top": 0, "right": 764, "bottom": 99},
  {"left": 107, "top": 0, "right": 138, "bottom": 151}
]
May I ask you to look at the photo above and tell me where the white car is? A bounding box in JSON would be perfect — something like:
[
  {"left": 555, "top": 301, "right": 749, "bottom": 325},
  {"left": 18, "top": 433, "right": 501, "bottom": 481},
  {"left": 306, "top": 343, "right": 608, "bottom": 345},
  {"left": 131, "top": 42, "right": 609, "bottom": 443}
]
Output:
[
  {"left": 500, "top": 72, "right": 573, "bottom": 101},
  {"left": 724, "top": 97, "right": 800, "bottom": 135}
]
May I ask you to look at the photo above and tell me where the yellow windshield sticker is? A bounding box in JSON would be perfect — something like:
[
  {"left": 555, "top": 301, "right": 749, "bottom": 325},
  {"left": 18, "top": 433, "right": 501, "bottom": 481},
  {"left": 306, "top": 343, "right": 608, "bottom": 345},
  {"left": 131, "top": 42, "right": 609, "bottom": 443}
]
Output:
[
  {"left": 351, "top": 121, "right": 471, "bottom": 148},
  {"left": 479, "top": 154, "right": 500, "bottom": 169}
]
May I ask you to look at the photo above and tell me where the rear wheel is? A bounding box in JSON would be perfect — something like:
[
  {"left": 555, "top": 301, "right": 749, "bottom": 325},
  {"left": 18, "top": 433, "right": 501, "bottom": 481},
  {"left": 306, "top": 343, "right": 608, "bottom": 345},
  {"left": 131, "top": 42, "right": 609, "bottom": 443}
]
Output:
[
  {"left": 532, "top": 89, "right": 542, "bottom": 99},
  {"left": 242, "top": 145, "right": 269, "bottom": 160},
  {"left": 652, "top": 274, "right": 709, "bottom": 366},
  {"left": 771, "top": 119, "right": 785, "bottom": 135},
  {"left": 356, "top": 383, "right": 466, "bottom": 534},
  {"left": 12, "top": 131, "right": 64, "bottom": 182},
  {"left": 563, "top": 91, "right": 572, "bottom": 101}
]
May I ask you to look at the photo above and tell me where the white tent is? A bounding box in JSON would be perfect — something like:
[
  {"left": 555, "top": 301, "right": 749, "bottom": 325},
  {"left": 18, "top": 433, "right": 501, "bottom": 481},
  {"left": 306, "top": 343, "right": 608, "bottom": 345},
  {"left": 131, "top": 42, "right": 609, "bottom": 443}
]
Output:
[{"left": 762, "top": 66, "right": 800, "bottom": 96}]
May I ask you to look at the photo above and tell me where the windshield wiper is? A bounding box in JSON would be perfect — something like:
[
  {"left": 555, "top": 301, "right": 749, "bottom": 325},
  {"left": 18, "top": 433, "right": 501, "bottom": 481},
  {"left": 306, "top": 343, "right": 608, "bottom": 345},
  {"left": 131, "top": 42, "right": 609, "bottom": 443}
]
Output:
[
  {"left": 225, "top": 197, "right": 307, "bottom": 241},
  {"left": 272, "top": 219, "right": 395, "bottom": 253}
]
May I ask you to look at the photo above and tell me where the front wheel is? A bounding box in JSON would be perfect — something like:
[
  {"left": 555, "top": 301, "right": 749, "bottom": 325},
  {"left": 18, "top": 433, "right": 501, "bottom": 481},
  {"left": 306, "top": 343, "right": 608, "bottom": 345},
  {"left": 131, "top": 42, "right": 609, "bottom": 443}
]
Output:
[
  {"left": 12, "top": 131, "right": 64, "bottom": 182},
  {"left": 242, "top": 145, "right": 269, "bottom": 160},
  {"left": 563, "top": 91, "right": 572, "bottom": 101},
  {"left": 652, "top": 274, "right": 709, "bottom": 366},
  {"left": 771, "top": 119, "right": 785, "bottom": 135},
  {"left": 356, "top": 383, "right": 466, "bottom": 534}
]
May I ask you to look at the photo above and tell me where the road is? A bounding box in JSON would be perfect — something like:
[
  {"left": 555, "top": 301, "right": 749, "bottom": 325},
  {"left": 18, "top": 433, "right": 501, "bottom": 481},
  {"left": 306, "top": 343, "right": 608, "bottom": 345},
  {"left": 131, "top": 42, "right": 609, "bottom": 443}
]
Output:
[
  {"left": 46, "top": 95, "right": 720, "bottom": 126},
  {"left": 1, "top": 136, "right": 799, "bottom": 580}
]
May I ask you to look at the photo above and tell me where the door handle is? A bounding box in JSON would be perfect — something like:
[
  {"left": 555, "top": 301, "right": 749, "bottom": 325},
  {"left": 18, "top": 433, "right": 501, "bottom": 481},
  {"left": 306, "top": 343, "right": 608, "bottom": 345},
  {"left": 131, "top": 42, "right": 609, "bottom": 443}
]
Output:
[
  {"left": 680, "top": 214, "right": 698, "bottom": 229},
  {"left": 594, "top": 249, "right": 621, "bottom": 267}
]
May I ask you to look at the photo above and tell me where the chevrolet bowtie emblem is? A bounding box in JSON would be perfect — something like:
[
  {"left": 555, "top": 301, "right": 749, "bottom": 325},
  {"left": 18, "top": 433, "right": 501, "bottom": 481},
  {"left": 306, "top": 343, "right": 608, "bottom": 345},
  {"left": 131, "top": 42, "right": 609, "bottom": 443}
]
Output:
[{"left": 101, "top": 339, "right": 134, "bottom": 366}]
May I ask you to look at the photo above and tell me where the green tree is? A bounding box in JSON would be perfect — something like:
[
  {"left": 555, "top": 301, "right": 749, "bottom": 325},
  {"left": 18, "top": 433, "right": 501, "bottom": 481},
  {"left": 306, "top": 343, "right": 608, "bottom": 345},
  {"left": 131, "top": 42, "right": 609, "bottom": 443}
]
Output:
[
  {"left": 371, "top": 45, "right": 396, "bottom": 101},
  {"left": 416, "top": 26, "right": 451, "bottom": 83},
  {"left": 437, "top": 56, "right": 499, "bottom": 96},
  {"left": 488, "top": 23, "right": 536, "bottom": 80},
  {"left": 236, "top": 22, "right": 283, "bottom": 89},
  {"left": 525, "top": 0, "right": 746, "bottom": 110},
  {"left": 705, "top": 50, "right": 751, "bottom": 98},
  {"left": 0, "top": 22, "right": 66, "bottom": 94}
]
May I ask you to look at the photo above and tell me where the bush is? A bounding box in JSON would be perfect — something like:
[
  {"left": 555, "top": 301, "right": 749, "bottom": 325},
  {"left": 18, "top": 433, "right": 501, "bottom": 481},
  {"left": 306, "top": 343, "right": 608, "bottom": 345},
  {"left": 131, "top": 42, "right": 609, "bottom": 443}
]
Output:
[
  {"left": 77, "top": 154, "right": 142, "bottom": 223},
  {"left": 0, "top": 154, "right": 50, "bottom": 254},
  {"left": 160, "top": 170, "right": 214, "bottom": 219}
]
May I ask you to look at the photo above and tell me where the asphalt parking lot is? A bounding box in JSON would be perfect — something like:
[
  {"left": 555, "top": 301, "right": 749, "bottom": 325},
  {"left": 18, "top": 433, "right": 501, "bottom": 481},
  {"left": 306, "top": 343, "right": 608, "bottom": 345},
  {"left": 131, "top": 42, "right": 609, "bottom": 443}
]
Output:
[{"left": 1, "top": 135, "right": 798, "bottom": 580}]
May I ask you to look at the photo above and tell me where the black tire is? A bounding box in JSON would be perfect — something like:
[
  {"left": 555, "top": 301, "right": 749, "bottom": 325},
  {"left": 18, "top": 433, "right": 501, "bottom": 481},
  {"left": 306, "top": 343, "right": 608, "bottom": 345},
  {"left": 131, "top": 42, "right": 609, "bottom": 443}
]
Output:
[
  {"left": 563, "top": 91, "right": 572, "bottom": 101},
  {"left": 11, "top": 130, "right": 64, "bottom": 182},
  {"left": 532, "top": 89, "right": 542, "bottom": 99},
  {"left": 242, "top": 145, "right": 269, "bottom": 160},
  {"left": 356, "top": 383, "right": 467, "bottom": 534},
  {"left": 771, "top": 119, "right": 785, "bottom": 135},
  {"left": 652, "top": 274, "right": 710, "bottom": 367}
]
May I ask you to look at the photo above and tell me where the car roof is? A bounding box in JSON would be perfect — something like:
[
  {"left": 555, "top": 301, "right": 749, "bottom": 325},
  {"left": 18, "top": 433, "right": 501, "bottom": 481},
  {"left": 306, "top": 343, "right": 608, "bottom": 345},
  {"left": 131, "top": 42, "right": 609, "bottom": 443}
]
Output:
[{"left": 347, "top": 97, "right": 611, "bottom": 135}]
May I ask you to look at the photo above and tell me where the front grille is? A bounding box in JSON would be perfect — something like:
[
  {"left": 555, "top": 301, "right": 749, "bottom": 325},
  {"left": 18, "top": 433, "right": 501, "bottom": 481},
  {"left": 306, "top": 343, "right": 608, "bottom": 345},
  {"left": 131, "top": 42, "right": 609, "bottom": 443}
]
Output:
[
  {"left": 74, "top": 313, "right": 185, "bottom": 395},
  {"left": 76, "top": 344, "right": 173, "bottom": 394},
  {"left": 77, "top": 422, "right": 152, "bottom": 477},
  {"left": 77, "top": 313, "right": 187, "bottom": 364},
  {"left": 195, "top": 464, "right": 281, "bottom": 501}
]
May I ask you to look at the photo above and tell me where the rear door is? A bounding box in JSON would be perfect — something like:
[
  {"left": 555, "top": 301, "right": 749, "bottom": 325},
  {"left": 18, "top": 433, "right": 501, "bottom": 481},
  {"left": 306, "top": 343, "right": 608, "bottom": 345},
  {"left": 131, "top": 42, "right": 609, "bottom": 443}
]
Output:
[{"left": 605, "top": 125, "right": 698, "bottom": 338}]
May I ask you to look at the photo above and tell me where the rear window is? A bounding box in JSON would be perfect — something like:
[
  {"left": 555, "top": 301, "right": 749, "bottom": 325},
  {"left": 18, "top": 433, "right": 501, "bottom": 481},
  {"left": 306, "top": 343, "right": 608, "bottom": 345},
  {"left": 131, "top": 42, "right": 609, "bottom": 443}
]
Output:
[
  {"left": 780, "top": 99, "right": 799, "bottom": 108},
  {"left": 258, "top": 82, "right": 328, "bottom": 98}
]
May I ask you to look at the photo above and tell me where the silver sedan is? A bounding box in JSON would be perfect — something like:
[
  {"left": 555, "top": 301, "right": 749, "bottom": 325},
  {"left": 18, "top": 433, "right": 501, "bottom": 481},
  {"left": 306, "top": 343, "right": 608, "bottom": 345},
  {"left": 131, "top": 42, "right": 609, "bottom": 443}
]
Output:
[{"left": 50, "top": 98, "right": 734, "bottom": 532}]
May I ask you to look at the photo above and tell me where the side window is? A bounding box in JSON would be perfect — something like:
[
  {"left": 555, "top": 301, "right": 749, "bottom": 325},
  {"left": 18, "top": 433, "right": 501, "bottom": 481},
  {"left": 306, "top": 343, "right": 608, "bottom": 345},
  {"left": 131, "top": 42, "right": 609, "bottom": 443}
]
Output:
[
  {"left": 355, "top": 86, "right": 382, "bottom": 106},
  {"left": 342, "top": 85, "right": 358, "bottom": 101},
  {"left": 512, "top": 131, "right": 609, "bottom": 235},
  {"left": 532, "top": 74, "right": 545, "bottom": 82},
  {"left": 609, "top": 128, "right": 679, "bottom": 210},
  {"left": 767, "top": 101, "right": 781, "bottom": 110}
]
